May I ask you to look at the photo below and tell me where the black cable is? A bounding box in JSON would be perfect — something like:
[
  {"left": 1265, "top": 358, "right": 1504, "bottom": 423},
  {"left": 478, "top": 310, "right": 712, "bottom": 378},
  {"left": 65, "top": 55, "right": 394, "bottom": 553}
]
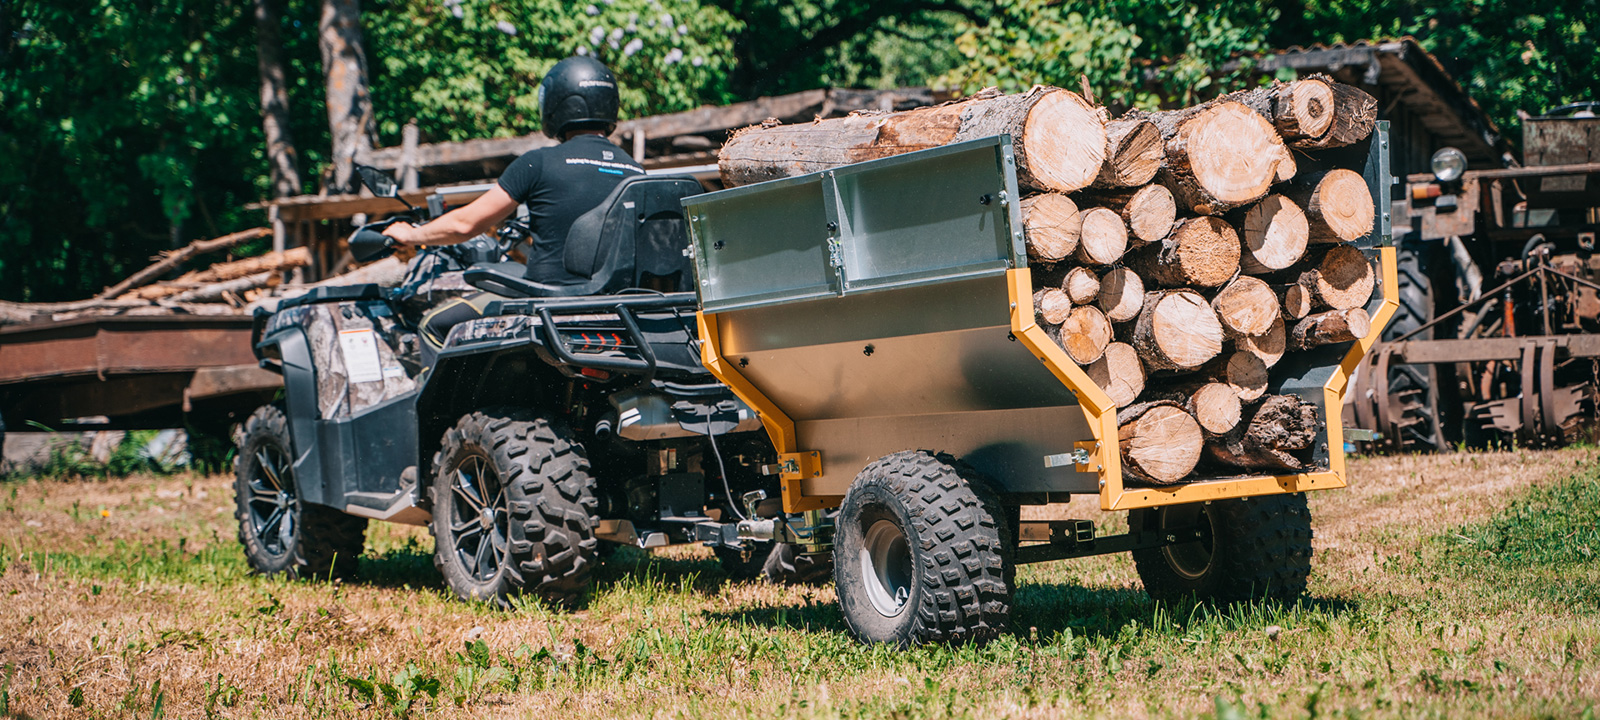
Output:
[{"left": 703, "top": 406, "right": 746, "bottom": 522}]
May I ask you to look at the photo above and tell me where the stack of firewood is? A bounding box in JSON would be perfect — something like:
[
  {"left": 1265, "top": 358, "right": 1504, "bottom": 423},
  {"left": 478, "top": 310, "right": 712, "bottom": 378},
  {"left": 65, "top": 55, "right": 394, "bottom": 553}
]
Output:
[{"left": 717, "top": 76, "right": 1379, "bottom": 486}]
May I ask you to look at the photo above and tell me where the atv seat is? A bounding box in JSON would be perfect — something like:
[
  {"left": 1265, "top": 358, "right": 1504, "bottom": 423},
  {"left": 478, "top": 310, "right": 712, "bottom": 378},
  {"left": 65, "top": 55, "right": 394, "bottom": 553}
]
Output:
[{"left": 465, "top": 175, "right": 703, "bottom": 299}]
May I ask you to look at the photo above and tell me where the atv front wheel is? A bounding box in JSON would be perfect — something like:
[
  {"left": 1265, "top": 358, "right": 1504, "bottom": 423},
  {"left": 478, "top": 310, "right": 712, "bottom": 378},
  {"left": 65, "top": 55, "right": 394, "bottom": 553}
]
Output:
[
  {"left": 431, "top": 409, "right": 599, "bottom": 608},
  {"left": 1130, "top": 494, "right": 1312, "bottom": 603},
  {"left": 234, "top": 405, "right": 367, "bottom": 579}
]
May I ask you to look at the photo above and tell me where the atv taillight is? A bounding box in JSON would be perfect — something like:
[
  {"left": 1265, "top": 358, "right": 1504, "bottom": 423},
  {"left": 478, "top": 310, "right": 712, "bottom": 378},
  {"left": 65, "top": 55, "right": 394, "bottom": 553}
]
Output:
[{"left": 578, "top": 367, "right": 610, "bottom": 380}]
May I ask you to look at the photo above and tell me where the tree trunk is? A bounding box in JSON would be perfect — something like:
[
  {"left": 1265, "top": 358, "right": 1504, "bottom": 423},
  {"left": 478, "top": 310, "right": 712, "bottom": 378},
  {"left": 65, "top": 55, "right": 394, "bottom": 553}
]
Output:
[
  {"left": 1289, "top": 307, "right": 1371, "bottom": 350},
  {"left": 1091, "top": 118, "right": 1162, "bottom": 188},
  {"left": 1081, "top": 183, "right": 1176, "bottom": 246},
  {"left": 1291, "top": 82, "right": 1378, "bottom": 150},
  {"left": 1127, "top": 217, "right": 1241, "bottom": 288},
  {"left": 320, "top": 0, "right": 374, "bottom": 194},
  {"left": 1119, "top": 401, "right": 1204, "bottom": 485},
  {"left": 1298, "top": 244, "right": 1376, "bottom": 311},
  {"left": 1096, "top": 266, "right": 1145, "bottom": 323},
  {"left": 1085, "top": 341, "right": 1145, "bottom": 408},
  {"left": 1074, "top": 207, "right": 1128, "bottom": 266},
  {"left": 718, "top": 87, "right": 1108, "bottom": 192},
  {"left": 1282, "top": 169, "right": 1374, "bottom": 243},
  {"left": 1063, "top": 266, "right": 1101, "bottom": 305},
  {"left": 1236, "top": 315, "right": 1286, "bottom": 368},
  {"left": 1020, "top": 193, "right": 1081, "bottom": 263},
  {"left": 255, "top": 0, "right": 301, "bottom": 199},
  {"left": 1130, "top": 289, "right": 1225, "bottom": 371},
  {"left": 1232, "top": 194, "right": 1308, "bottom": 273},
  {"left": 1141, "top": 101, "right": 1293, "bottom": 215},
  {"left": 1206, "top": 394, "right": 1321, "bottom": 471},
  {"left": 1210, "top": 275, "right": 1281, "bottom": 337},
  {"left": 1055, "top": 305, "right": 1113, "bottom": 365}
]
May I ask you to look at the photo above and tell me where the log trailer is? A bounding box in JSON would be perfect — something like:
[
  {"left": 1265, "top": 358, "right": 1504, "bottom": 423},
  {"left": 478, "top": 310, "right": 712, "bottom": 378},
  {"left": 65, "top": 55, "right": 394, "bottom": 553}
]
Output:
[{"left": 1350, "top": 105, "right": 1600, "bottom": 451}]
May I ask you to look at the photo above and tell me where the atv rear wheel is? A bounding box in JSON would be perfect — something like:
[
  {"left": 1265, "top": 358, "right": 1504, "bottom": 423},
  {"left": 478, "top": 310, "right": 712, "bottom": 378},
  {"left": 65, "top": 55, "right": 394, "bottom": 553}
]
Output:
[
  {"left": 431, "top": 409, "right": 599, "bottom": 608},
  {"left": 234, "top": 405, "right": 367, "bottom": 579},
  {"left": 833, "top": 451, "right": 1011, "bottom": 646},
  {"left": 1130, "top": 494, "right": 1312, "bottom": 603}
]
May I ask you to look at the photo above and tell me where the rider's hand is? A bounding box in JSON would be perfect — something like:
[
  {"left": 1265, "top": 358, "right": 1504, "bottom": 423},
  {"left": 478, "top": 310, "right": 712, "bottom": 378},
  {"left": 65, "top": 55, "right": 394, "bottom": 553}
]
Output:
[{"left": 382, "top": 222, "right": 417, "bottom": 245}]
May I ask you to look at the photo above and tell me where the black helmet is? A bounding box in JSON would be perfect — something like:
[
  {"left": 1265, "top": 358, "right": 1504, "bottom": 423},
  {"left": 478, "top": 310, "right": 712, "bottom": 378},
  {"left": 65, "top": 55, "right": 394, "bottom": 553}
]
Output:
[{"left": 539, "top": 56, "right": 620, "bottom": 139}]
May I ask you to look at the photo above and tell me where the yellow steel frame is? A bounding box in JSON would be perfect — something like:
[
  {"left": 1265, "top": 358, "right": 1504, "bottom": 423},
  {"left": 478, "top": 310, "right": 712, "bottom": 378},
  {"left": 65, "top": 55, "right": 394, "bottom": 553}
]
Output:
[{"left": 696, "top": 247, "right": 1397, "bottom": 514}]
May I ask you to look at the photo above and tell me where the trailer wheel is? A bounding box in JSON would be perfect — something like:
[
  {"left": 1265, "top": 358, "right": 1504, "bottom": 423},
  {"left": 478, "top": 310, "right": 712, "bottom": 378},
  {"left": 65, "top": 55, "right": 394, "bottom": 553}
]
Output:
[
  {"left": 834, "top": 451, "right": 1011, "bottom": 646},
  {"left": 234, "top": 405, "right": 367, "bottom": 579},
  {"left": 1130, "top": 494, "right": 1312, "bottom": 604},
  {"left": 430, "top": 409, "right": 599, "bottom": 608}
]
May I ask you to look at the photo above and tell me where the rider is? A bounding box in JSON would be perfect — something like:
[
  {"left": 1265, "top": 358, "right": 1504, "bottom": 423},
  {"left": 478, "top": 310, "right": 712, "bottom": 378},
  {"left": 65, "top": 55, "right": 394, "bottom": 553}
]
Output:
[{"left": 382, "top": 56, "right": 643, "bottom": 370}]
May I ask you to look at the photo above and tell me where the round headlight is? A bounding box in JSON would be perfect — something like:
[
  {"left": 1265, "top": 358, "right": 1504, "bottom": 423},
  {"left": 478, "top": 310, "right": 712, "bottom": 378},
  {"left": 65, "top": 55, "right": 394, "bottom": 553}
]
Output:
[{"left": 1431, "top": 147, "right": 1468, "bottom": 183}]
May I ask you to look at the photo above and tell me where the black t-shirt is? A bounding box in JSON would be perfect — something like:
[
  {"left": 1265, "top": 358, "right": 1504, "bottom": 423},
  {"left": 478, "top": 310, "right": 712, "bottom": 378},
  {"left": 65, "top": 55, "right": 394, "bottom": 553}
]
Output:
[{"left": 497, "top": 134, "right": 644, "bottom": 283}]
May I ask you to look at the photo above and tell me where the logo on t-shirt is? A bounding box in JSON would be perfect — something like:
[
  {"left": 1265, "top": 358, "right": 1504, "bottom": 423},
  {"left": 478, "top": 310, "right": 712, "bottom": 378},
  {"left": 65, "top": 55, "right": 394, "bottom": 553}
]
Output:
[{"left": 602, "top": 150, "right": 614, "bottom": 160}]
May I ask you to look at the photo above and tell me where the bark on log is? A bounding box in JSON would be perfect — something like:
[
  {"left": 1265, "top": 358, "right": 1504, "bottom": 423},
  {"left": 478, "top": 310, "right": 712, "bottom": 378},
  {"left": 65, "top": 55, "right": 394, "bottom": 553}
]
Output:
[
  {"left": 123, "top": 248, "right": 312, "bottom": 300},
  {"left": 1206, "top": 394, "right": 1321, "bottom": 471},
  {"left": 1074, "top": 207, "right": 1128, "bottom": 266},
  {"left": 1289, "top": 307, "right": 1371, "bottom": 350},
  {"left": 718, "top": 86, "right": 1108, "bottom": 192},
  {"left": 1096, "top": 266, "right": 1145, "bottom": 323},
  {"left": 1034, "top": 287, "right": 1074, "bottom": 325},
  {"left": 1131, "top": 289, "right": 1225, "bottom": 371},
  {"left": 1236, "top": 315, "right": 1286, "bottom": 368},
  {"left": 95, "top": 227, "right": 272, "bottom": 299},
  {"left": 1232, "top": 194, "right": 1308, "bottom": 274},
  {"left": 1055, "top": 305, "right": 1113, "bottom": 365},
  {"left": 1020, "top": 193, "right": 1081, "bottom": 263},
  {"left": 1291, "top": 82, "right": 1378, "bottom": 150},
  {"left": 1142, "top": 101, "right": 1292, "bottom": 215},
  {"left": 1282, "top": 169, "right": 1374, "bottom": 243},
  {"left": 1298, "top": 244, "right": 1375, "bottom": 311},
  {"left": 163, "top": 272, "right": 278, "bottom": 304},
  {"left": 1219, "top": 78, "right": 1335, "bottom": 142},
  {"left": 1063, "top": 267, "right": 1101, "bottom": 305},
  {"left": 1119, "top": 401, "right": 1204, "bottom": 485},
  {"left": 1210, "top": 275, "right": 1282, "bottom": 337},
  {"left": 1091, "top": 118, "right": 1163, "bottom": 188},
  {"left": 1127, "top": 217, "right": 1241, "bottom": 288},
  {"left": 1081, "top": 184, "right": 1176, "bottom": 246},
  {"left": 1085, "top": 341, "right": 1145, "bottom": 408}
]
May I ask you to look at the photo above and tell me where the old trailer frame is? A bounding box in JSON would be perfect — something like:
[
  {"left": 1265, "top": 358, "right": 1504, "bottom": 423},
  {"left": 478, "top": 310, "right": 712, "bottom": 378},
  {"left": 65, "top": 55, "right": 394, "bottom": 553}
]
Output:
[{"left": 687, "top": 128, "right": 1396, "bottom": 515}]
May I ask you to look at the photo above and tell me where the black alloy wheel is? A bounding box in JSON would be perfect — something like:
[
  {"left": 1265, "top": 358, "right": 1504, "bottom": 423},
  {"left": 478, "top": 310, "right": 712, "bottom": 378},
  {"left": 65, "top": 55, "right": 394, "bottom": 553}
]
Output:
[
  {"left": 444, "top": 452, "right": 511, "bottom": 585},
  {"left": 234, "top": 404, "right": 367, "bottom": 578}
]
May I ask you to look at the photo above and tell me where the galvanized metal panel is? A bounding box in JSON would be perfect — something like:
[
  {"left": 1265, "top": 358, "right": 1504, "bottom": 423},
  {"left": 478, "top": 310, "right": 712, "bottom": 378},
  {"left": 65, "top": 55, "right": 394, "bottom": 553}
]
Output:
[{"left": 688, "top": 175, "right": 834, "bottom": 312}]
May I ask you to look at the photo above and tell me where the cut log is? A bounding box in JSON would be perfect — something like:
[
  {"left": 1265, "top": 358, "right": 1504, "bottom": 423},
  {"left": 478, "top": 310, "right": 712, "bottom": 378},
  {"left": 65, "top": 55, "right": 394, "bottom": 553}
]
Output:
[
  {"left": 718, "top": 86, "right": 1108, "bottom": 192},
  {"left": 1280, "top": 283, "right": 1311, "bottom": 320},
  {"left": 1084, "top": 341, "right": 1145, "bottom": 408},
  {"left": 1096, "top": 266, "right": 1145, "bottom": 323},
  {"left": 1220, "top": 78, "right": 1335, "bottom": 142},
  {"left": 162, "top": 272, "right": 278, "bottom": 304},
  {"left": 1289, "top": 307, "right": 1371, "bottom": 350},
  {"left": 1210, "top": 275, "right": 1282, "bottom": 337},
  {"left": 1143, "top": 101, "right": 1291, "bottom": 215},
  {"left": 1033, "top": 287, "right": 1074, "bottom": 325},
  {"left": 1206, "top": 394, "right": 1321, "bottom": 472},
  {"left": 1182, "top": 382, "right": 1244, "bottom": 436},
  {"left": 1056, "top": 305, "right": 1113, "bottom": 365},
  {"left": 1131, "top": 289, "right": 1225, "bottom": 371},
  {"left": 1082, "top": 184, "right": 1176, "bottom": 246},
  {"left": 1219, "top": 351, "right": 1270, "bottom": 402},
  {"left": 1298, "top": 244, "right": 1375, "bottom": 311},
  {"left": 1020, "top": 193, "right": 1082, "bottom": 263},
  {"left": 1232, "top": 194, "right": 1308, "bottom": 273},
  {"left": 1063, "top": 266, "right": 1101, "bottom": 305},
  {"left": 123, "top": 247, "right": 312, "bottom": 300},
  {"left": 1091, "top": 118, "right": 1163, "bottom": 188},
  {"left": 1127, "top": 217, "right": 1241, "bottom": 288},
  {"left": 1073, "top": 207, "right": 1128, "bottom": 266},
  {"left": 1291, "top": 82, "right": 1378, "bottom": 150},
  {"left": 95, "top": 227, "right": 272, "bottom": 300},
  {"left": 1236, "top": 315, "right": 1286, "bottom": 368},
  {"left": 1119, "top": 401, "right": 1204, "bottom": 485},
  {"left": 1282, "top": 169, "right": 1374, "bottom": 243}
]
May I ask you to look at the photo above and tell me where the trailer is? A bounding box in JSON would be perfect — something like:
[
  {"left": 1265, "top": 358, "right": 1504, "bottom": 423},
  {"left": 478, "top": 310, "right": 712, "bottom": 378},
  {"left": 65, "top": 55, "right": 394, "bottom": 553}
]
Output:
[{"left": 685, "top": 128, "right": 1395, "bottom": 644}]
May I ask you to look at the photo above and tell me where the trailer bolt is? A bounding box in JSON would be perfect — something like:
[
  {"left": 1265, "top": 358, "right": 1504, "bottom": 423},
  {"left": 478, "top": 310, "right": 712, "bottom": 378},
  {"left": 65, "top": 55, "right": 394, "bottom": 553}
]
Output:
[
  {"left": 1166, "top": 534, "right": 1176, "bottom": 543},
  {"left": 979, "top": 194, "right": 992, "bottom": 205},
  {"left": 826, "top": 222, "right": 838, "bottom": 233}
]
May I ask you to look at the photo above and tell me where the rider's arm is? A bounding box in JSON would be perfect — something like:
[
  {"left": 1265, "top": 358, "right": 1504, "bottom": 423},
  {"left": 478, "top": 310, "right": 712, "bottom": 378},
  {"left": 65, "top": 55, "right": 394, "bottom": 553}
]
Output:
[{"left": 382, "top": 186, "right": 519, "bottom": 246}]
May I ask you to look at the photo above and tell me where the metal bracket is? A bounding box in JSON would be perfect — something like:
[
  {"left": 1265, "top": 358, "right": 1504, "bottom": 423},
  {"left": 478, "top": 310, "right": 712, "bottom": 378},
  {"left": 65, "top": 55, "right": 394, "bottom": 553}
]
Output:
[
  {"left": 777, "top": 450, "right": 822, "bottom": 481},
  {"left": 1044, "top": 441, "right": 1102, "bottom": 472}
]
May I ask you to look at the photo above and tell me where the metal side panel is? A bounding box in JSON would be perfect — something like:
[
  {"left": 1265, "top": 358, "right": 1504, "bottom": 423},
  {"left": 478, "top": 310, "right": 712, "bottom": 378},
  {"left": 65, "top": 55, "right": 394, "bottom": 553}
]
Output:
[{"left": 272, "top": 327, "right": 330, "bottom": 507}]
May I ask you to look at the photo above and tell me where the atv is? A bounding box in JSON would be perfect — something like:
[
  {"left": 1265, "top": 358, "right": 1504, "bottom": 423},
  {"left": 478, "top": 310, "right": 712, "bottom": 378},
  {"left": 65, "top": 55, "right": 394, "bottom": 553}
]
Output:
[{"left": 236, "top": 166, "right": 830, "bottom": 605}]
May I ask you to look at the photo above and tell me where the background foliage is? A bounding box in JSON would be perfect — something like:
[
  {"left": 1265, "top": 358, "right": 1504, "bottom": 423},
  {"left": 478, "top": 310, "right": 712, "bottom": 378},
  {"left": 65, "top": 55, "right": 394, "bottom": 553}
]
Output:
[{"left": 1, "top": 0, "right": 1596, "bottom": 301}]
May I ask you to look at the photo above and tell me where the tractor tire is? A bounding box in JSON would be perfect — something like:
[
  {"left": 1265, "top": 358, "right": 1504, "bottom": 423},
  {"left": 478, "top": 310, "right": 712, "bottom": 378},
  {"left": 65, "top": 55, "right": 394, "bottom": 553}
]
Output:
[
  {"left": 234, "top": 405, "right": 367, "bottom": 579},
  {"left": 833, "top": 451, "right": 1011, "bottom": 647},
  {"left": 1379, "top": 242, "right": 1446, "bottom": 452},
  {"left": 1130, "top": 494, "right": 1312, "bottom": 604},
  {"left": 430, "top": 409, "right": 599, "bottom": 608}
]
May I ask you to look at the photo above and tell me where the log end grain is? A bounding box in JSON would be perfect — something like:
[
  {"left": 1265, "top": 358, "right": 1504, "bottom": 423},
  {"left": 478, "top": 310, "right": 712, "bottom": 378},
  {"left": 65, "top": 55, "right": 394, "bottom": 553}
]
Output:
[
  {"left": 1059, "top": 304, "right": 1114, "bottom": 365},
  {"left": 1175, "top": 102, "right": 1289, "bottom": 211},
  {"left": 1033, "top": 287, "right": 1074, "bottom": 325},
  {"left": 1075, "top": 207, "right": 1129, "bottom": 266},
  {"left": 1280, "top": 78, "right": 1335, "bottom": 140},
  {"left": 1124, "top": 184, "right": 1177, "bottom": 246},
  {"left": 1224, "top": 351, "right": 1270, "bottom": 402},
  {"left": 1020, "top": 193, "right": 1083, "bottom": 263},
  {"left": 1017, "top": 89, "right": 1108, "bottom": 193},
  {"left": 1311, "top": 169, "right": 1375, "bottom": 242},
  {"left": 1119, "top": 403, "right": 1204, "bottom": 485},
  {"left": 1133, "top": 289, "right": 1225, "bottom": 371},
  {"left": 1096, "top": 118, "right": 1163, "bottom": 188},
  {"left": 1085, "top": 341, "right": 1145, "bottom": 408},
  {"left": 1097, "top": 266, "right": 1146, "bottom": 323},
  {"left": 1190, "top": 382, "right": 1244, "bottom": 435},
  {"left": 1305, "top": 244, "right": 1376, "bottom": 311},
  {"left": 1236, "top": 315, "right": 1286, "bottom": 368},
  {"left": 1063, "top": 266, "right": 1102, "bottom": 305},
  {"left": 1239, "top": 194, "right": 1309, "bottom": 273},
  {"left": 1211, "top": 275, "right": 1282, "bottom": 337}
]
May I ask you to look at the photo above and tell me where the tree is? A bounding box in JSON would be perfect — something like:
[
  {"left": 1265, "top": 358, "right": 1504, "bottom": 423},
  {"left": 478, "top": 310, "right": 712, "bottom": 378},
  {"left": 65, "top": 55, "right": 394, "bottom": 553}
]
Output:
[
  {"left": 319, "top": 0, "right": 373, "bottom": 194},
  {"left": 255, "top": 0, "right": 302, "bottom": 198}
]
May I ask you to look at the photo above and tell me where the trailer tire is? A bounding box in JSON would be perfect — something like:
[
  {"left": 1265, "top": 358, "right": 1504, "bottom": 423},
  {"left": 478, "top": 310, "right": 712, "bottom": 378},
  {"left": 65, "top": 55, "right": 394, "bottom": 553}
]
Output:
[
  {"left": 834, "top": 451, "right": 1011, "bottom": 647},
  {"left": 1130, "top": 494, "right": 1312, "bottom": 604},
  {"left": 431, "top": 409, "right": 599, "bottom": 608},
  {"left": 234, "top": 404, "right": 367, "bottom": 579}
]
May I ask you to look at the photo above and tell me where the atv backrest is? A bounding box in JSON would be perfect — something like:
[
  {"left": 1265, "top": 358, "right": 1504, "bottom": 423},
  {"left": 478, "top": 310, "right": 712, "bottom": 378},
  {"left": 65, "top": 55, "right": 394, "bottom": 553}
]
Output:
[{"left": 541, "top": 174, "right": 702, "bottom": 296}]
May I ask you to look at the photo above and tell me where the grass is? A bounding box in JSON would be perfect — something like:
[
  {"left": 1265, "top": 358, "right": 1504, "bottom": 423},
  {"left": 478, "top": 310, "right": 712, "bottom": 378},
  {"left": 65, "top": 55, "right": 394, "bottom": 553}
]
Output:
[{"left": 0, "top": 449, "right": 1597, "bottom": 718}]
